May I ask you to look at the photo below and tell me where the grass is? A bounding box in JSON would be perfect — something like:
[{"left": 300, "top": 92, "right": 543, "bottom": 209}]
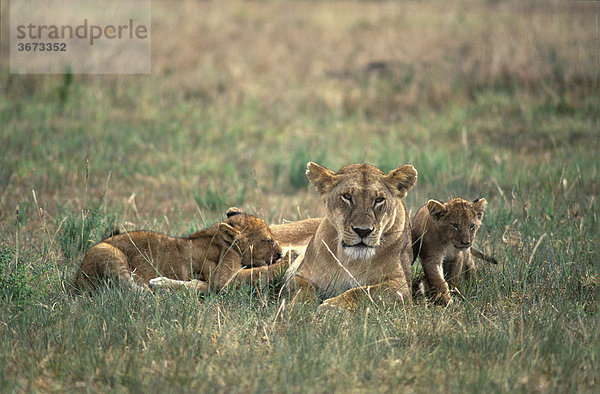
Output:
[{"left": 0, "top": 0, "right": 598, "bottom": 392}]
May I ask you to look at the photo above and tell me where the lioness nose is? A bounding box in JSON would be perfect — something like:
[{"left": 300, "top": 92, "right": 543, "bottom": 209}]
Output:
[{"left": 353, "top": 227, "right": 373, "bottom": 238}]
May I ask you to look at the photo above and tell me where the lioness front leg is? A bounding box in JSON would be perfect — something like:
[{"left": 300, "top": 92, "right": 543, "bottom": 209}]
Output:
[
  {"left": 319, "top": 279, "right": 411, "bottom": 311},
  {"left": 422, "top": 257, "right": 452, "bottom": 306}
]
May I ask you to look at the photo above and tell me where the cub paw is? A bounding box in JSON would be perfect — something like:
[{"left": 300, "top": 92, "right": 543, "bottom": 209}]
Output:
[
  {"left": 278, "top": 249, "right": 300, "bottom": 269},
  {"left": 148, "top": 277, "right": 174, "bottom": 290},
  {"left": 284, "top": 249, "right": 300, "bottom": 263}
]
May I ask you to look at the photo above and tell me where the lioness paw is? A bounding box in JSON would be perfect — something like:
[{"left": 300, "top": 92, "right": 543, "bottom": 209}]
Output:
[{"left": 317, "top": 300, "right": 348, "bottom": 315}]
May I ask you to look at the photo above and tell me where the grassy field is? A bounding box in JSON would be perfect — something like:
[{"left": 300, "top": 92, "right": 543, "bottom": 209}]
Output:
[{"left": 0, "top": 0, "right": 598, "bottom": 392}]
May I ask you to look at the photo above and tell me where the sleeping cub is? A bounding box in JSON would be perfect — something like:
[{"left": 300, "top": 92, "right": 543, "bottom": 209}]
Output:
[{"left": 412, "top": 198, "right": 497, "bottom": 306}]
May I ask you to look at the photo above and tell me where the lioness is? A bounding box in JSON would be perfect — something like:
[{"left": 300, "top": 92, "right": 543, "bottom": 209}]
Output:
[
  {"left": 75, "top": 208, "right": 287, "bottom": 293},
  {"left": 285, "top": 162, "right": 418, "bottom": 310},
  {"left": 411, "top": 198, "right": 497, "bottom": 306}
]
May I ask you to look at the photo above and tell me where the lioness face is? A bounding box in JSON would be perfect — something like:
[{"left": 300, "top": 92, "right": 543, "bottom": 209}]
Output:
[
  {"left": 306, "top": 162, "right": 417, "bottom": 261},
  {"left": 219, "top": 213, "right": 283, "bottom": 267},
  {"left": 427, "top": 198, "right": 487, "bottom": 250}
]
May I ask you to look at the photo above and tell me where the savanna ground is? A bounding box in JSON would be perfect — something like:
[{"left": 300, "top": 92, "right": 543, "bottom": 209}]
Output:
[{"left": 0, "top": 0, "right": 598, "bottom": 392}]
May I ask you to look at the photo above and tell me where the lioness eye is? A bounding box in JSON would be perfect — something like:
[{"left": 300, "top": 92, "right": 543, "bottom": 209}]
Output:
[
  {"left": 470, "top": 224, "right": 477, "bottom": 231},
  {"left": 450, "top": 223, "right": 459, "bottom": 231},
  {"left": 342, "top": 193, "right": 352, "bottom": 203},
  {"left": 374, "top": 197, "right": 385, "bottom": 206}
]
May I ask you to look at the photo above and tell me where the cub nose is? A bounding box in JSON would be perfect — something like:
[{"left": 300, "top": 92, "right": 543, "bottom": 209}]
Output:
[{"left": 353, "top": 227, "right": 374, "bottom": 239}]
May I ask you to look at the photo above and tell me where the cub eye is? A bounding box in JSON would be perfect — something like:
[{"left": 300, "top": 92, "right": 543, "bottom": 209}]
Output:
[
  {"left": 469, "top": 224, "right": 477, "bottom": 231},
  {"left": 341, "top": 193, "right": 353, "bottom": 204},
  {"left": 374, "top": 197, "right": 385, "bottom": 206},
  {"left": 450, "top": 223, "right": 459, "bottom": 231}
]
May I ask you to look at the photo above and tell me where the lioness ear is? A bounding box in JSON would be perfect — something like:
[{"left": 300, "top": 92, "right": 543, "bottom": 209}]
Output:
[
  {"left": 306, "top": 162, "right": 336, "bottom": 195},
  {"left": 427, "top": 199, "right": 447, "bottom": 220},
  {"left": 473, "top": 198, "right": 487, "bottom": 219},
  {"left": 218, "top": 222, "right": 241, "bottom": 244},
  {"left": 386, "top": 164, "right": 418, "bottom": 198},
  {"left": 226, "top": 207, "right": 245, "bottom": 218}
]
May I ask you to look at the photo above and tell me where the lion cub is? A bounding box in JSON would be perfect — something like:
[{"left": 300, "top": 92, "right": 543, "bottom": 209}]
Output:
[
  {"left": 412, "top": 198, "right": 497, "bottom": 306},
  {"left": 75, "top": 208, "right": 287, "bottom": 294}
]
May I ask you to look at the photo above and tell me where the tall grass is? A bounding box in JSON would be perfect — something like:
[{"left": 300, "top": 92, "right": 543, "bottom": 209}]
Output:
[
  {"left": 58, "top": 196, "right": 118, "bottom": 261},
  {"left": 0, "top": 0, "right": 597, "bottom": 391}
]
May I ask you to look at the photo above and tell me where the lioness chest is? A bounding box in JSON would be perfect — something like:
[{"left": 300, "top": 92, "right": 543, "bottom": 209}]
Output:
[
  {"left": 316, "top": 258, "right": 386, "bottom": 298},
  {"left": 300, "top": 238, "right": 407, "bottom": 299}
]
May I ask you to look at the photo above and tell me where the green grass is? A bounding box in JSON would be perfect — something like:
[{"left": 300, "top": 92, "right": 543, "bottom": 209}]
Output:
[{"left": 0, "top": 0, "right": 598, "bottom": 392}]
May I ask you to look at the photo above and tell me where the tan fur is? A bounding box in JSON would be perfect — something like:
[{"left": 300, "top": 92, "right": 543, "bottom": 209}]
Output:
[
  {"left": 75, "top": 209, "right": 287, "bottom": 293},
  {"left": 270, "top": 218, "right": 323, "bottom": 249},
  {"left": 412, "top": 197, "right": 497, "bottom": 306},
  {"left": 285, "top": 162, "right": 418, "bottom": 310}
]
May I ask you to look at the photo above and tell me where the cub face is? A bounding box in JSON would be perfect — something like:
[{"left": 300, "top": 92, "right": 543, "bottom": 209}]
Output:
[
  {"left": 427, "top": 198, "right": 487, "bottom": 250},
  {"left": 219, "top": 209, "right": 283, "bottom": 267},
  {"left": 306, "top": 162, "right": 417, "bottom": 260}
]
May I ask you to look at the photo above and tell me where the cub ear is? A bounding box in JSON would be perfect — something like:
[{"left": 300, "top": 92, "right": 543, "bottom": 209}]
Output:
[
  {"left": 472, "top": 198, "right": 487, "bottom": 219},
  {"left": 386, "top": 164, "right": 418, "bottom": 198},
  {"left": 306, "top": 162, "right": 336, "bottom": 195},
  {"left": 218, "top": 222, "right": 241, "bottom": 245},
  {"left": 426, "top": 199, "right": 447, "bottom": 220},
  {"left": 226, "top": 207, "right": 245, "bottom": 218}
]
